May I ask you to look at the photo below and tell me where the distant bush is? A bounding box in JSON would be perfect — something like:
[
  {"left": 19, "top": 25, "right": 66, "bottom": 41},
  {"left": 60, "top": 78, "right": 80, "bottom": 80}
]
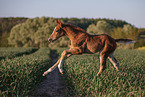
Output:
[
  {"left": 111, "top": 24, "right": 140, "bottom": 49},
  {"left": 87, "top": 20, "right": 113, "bottom": 35},
  {"left": 8, "top": 17, "right": 56, "bottom": 47},
  {"left": 0, "top": 17, "right": 27, "bottom": 47}
]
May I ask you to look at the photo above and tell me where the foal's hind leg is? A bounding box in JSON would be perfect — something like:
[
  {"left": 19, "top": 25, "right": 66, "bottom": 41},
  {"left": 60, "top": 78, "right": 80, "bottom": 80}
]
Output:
[
  {"left": 108, "top": 54, "right": 120, "bottom": 71},
  {"left": 97, "top": 53, "right": 108, "bottom": 76}
]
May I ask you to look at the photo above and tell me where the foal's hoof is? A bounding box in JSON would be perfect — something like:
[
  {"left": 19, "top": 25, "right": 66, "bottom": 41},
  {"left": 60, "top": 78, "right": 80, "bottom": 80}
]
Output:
[
  {"left": 60, "top": 71, "right": 64, "bottom": 74},
  {"left": 42, "top": 73, "right": 46, "bottom": 76},
  {"left": 42, "top": 72, "right": 48, "bottom": 76},
  {"left": 59, "top": 69, "right": 64, "bottom": 74},
  {"left": 97, "top": 73, "right": 100, "bottom": 76}
]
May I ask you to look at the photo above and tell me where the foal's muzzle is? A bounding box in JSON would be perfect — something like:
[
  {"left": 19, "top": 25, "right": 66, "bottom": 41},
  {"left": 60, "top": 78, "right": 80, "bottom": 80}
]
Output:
[
  {"left": 48, "top": 38, "right": 52, "bottom": 42},
  {"left": 48, "top": 38, "right": 55, "bottom": 42}
]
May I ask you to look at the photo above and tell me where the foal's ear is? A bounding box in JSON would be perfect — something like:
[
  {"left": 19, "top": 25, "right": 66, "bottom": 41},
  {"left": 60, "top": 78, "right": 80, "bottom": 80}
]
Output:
[
  {"left": 57, "top": 20, "right": 63, "bottom": 28},
  {"left": 57, "top": 20, "right": 61, "bottom": 25}
]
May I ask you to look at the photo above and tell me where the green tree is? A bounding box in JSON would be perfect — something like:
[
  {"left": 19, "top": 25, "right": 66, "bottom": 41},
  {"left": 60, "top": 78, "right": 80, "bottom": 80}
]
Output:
[
  {"left": 87, "top": 24, "right": 97, "bottom": 35},
  {"left": 87, "top": 20, "right": 112, "bottom": 35},
  {"left": 8, "top": 17, "right": 56, "bottom": 47},
  {"left": 111, "top": 25, "right": 140, "bottom": 49},
  {"left": 96, "top": 20, "right": 113, "bottom": 35},
  {"left": 111, "top": 24, "right": 139, "bottom": 40}
]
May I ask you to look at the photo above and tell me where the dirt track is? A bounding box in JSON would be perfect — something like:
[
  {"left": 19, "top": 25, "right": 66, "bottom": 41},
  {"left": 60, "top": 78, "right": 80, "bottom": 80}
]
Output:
[{"left": 30, "top": 51, "right": 66, "bottom": 97}]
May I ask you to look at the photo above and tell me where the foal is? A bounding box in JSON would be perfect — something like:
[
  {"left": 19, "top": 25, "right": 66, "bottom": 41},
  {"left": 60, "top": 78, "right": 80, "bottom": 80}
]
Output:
[{"left": 43, "top": 20, "right": 135, "bottom": 76}]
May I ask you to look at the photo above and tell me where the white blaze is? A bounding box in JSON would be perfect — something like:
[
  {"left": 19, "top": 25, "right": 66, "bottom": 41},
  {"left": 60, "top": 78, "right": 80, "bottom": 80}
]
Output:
[{"left": 48, "top": 27, "right": 56, "bottom": 40}]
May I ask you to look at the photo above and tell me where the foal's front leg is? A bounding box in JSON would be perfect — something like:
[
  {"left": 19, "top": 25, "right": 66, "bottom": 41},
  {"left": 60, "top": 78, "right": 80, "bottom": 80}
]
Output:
[
  {"left": 43, "top": 58, "right": 61, "bottom": 76},
  {"left": 43, "top": 51, "right": 68, "bottom": 76},
  {"left": 57, "top": 51, "right": 72, "bottom": 74},
  {"left": 43, "top": 48, "right": 82, "bottom": 76}
]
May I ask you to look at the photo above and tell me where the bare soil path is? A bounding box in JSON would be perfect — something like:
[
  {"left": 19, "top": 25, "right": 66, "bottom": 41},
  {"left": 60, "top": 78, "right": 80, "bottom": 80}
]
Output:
[{"left": 30, "top": 50, "right": 66, "bottom": 97}]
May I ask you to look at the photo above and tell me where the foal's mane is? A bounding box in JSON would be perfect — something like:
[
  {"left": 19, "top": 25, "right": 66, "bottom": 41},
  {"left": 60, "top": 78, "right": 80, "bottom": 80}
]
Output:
[{"left": 63, "top": 23, "right": 86, "bottom": 33}]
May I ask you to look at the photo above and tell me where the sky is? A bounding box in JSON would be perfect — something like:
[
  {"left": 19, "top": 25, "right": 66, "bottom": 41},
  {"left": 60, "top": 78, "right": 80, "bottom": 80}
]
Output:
[{"left": 0, "top": 0, "right": 145, "bottom": 28}]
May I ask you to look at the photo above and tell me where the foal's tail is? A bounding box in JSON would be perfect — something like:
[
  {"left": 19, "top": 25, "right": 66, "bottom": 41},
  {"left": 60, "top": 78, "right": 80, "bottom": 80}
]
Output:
[{"left": 115, "top": 39, "right": 136, "bottom": 44}]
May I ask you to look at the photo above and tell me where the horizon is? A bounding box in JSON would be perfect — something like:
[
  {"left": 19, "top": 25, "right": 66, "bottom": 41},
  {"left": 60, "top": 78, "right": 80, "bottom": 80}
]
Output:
[
  {"left": 0, "top": 16, "right": 132, "bottom": 26},
  {"left": 0, "top": 0, "right": 145, "bottom": 28}
]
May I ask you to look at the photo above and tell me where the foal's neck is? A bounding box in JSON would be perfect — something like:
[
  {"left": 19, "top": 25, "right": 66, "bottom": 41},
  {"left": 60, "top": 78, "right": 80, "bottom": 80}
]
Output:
[{"left": 63, "top": 25, "right": 86, "bottom": 40}]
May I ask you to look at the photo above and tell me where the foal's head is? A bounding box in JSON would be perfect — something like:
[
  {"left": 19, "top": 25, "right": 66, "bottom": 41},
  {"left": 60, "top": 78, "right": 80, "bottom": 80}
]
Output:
[{"left": 48, "top": 20, "right": 65, "bottom": 42}]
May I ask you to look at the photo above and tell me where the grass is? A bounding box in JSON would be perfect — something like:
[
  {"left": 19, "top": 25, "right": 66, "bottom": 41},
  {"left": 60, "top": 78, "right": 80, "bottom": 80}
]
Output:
[
  {"left": 56, "top": 48, "right": 145, "bottom": 96},
  {"left": 0, "top": 47, "right": 145, "bottom": 96},
  {"left": 0, "top": 47, "right": 38, "bottom": 60},
  {"left": 0, "top": 48, "right": 51, "bottom": 96},
  {"left": 137, "top": 46, "right": 145, "bottom": 50}
]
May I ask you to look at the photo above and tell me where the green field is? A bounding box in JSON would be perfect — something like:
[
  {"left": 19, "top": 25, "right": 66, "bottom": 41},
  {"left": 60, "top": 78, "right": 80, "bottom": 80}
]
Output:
[
  {"left": 56, "top": 48, "right": 145, "bottom": 96},
  {"left": 0, "top": 47, "right": 38, "bottom": 60},
  {"left": 0, "top": 48, "right": 145, "bottom": 96},
  {"left": 62, "top": 49, "right": 145, "bottom": 96},
  {"left": 0, "top": 47, "right": 51, "bottom": 96}
]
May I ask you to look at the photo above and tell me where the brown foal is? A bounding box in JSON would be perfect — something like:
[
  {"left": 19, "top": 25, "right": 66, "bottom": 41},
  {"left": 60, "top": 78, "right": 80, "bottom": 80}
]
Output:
[{"left": 43, "top": 20, "right": 135, "bottom": 76}]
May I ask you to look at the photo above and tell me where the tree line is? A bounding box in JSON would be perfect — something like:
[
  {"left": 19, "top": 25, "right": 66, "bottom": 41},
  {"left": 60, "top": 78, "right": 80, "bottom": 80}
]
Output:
[
  {"left": 0, "top": 17, "right": 145, "bottom": 48},
  {"left": 0, "top": 17, "right": 27, "bottom": 46}
]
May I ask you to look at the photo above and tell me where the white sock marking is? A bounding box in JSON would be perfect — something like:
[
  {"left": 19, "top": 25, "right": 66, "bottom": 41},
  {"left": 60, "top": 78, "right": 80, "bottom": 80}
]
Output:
[{"left": 58, "top": 59, "right": 64, "bottom": 73}]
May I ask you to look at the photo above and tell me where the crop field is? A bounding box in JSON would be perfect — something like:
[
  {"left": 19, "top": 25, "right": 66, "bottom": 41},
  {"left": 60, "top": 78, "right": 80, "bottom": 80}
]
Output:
[
  {"left": 0, "top": 47, "right": 38, "bottom": 60},
  {"left": 0, "top": 47, "right": 51, "bottom": 96},
  {"left": 0, "top": 48, "right": 145, "bottom": 96},
  {"left": 57, "top": 48, "right": 145, "bottom": 96}
]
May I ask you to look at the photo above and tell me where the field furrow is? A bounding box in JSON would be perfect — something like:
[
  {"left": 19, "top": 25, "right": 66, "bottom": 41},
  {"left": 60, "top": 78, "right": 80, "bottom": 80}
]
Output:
[{"left": 30, "top": 50, "right": 66, "bottom": 97}]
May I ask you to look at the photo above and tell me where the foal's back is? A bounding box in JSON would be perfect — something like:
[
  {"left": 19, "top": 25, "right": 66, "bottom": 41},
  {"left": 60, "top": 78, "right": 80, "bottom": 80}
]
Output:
[{"left": 85, "top": 34, "right": 117, "bottom": 54}]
